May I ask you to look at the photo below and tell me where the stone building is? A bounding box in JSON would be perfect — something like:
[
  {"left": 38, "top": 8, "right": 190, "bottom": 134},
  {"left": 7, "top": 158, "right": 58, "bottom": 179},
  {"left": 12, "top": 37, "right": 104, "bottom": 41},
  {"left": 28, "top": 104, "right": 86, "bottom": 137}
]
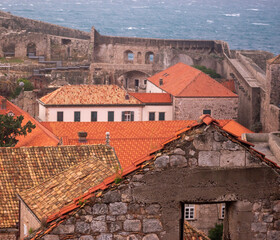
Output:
[
  {"left": 17, "top": 115, "right": 280, "bottom": 240},
  {"left": 146, "top": 63, "right": 238, "bottom": 120}
]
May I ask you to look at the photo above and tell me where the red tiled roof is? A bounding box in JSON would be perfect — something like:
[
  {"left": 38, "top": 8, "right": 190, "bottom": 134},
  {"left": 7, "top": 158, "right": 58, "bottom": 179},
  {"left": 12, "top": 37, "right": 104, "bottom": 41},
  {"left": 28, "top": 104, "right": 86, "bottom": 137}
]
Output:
[
  {"left": 147, "top": 63, "right": 238, "bottom": 98},
  {"left": 220, "top": 79, "right": 236, "bottom": 93},
  {"left": 29, "top": 115, "right": 276, "bottom": 240},
  {"left": 39, "top": 85, "right": 142, "bottom": 105},
  {"left": 129, "top": 92, "right": 172, "bottom": 103},
  {"left": 267, "top": 54, "right": 280, "bottom": 64},
  {"left": 0, "top": 96, "right": 59, "bottom": 147}
]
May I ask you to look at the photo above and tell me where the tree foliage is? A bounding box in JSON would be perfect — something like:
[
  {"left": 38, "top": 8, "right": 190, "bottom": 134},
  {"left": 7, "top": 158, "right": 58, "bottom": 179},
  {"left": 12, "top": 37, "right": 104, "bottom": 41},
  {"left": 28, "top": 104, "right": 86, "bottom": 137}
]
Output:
[
  {"left": 0, "top": 114, "right": 36, "bottom": 147},
  {"left": 193, "top": 65, "right": 222, "bottom": 78},
  {"left": 208, "top": 223, "right": 223, "bottom": 240}
]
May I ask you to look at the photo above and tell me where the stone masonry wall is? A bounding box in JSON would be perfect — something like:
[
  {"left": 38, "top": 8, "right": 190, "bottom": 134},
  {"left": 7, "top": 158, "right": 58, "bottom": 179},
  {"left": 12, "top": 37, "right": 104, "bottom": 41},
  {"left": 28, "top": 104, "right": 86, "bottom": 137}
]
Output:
[
  {"left": 174, "top": 97, "right": 238, "bottom": 121},
  {"left": 38, "top": 125, "right": 280, "bottom": 240},
  {"left": 0, "top": 233, "right": 17, "bottom": 240}
]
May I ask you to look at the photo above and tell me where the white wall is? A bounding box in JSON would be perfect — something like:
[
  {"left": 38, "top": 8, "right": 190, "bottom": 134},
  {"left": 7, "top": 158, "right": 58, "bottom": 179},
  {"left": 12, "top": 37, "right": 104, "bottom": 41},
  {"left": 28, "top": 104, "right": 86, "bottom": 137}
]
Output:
[
  {"left": 146, "top": 81, "right": 166, "bottom": 93},
  {"left": 142, "top": 105, "right": 173, "bottom": 121},
  {"left": 38, "top": 103, "right": 46, "bottom": 121}
]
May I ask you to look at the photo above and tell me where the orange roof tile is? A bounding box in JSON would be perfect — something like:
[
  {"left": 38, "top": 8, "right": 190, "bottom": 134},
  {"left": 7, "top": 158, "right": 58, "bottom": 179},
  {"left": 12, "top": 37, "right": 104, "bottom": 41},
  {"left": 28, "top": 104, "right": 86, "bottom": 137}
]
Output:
[
  {"left": 147, "top": 63, "right": 238, "bottom": 97},
  {"left": 221, "top": 119, "right": 253, "bottom": 137},
  {"left": 267, "top": 54, "right": 280, "bottom": 64},
  {"left": 0, "top": 96, "right": 59, "bottom": 147},
  {"left": 39, "top": 85, "right": 142, "bottom": 105},
  {"left": 129, "top": 92, "right": 172, "bottom": 104},
  {"left": 220, "top": 79, "right": 236, "bottom": 93},
  {"left": 184, "top": 221, "right": 210, "bottom": 240}
]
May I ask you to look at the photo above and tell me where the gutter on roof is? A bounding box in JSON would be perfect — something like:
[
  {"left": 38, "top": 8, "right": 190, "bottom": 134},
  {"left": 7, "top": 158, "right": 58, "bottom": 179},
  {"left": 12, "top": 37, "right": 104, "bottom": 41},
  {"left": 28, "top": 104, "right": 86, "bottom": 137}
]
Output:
[{"left": 41, "top": 104, "right": 145, "bottom": 107}]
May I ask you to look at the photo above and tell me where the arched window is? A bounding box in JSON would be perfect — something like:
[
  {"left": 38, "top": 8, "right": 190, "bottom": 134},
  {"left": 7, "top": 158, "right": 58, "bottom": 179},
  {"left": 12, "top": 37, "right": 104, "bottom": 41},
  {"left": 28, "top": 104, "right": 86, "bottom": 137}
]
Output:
[
  {"left": 27, "top": 43, "right": 36, "bottom": 56},
  {"left": 124, "top": 50, "right": 134, "bottom": 63},
  {"left": 3, "top": 43, "right": 15, "bottom": 57},
  {"left": 145, "top": 52, "right": 154, "bottom": 64}
]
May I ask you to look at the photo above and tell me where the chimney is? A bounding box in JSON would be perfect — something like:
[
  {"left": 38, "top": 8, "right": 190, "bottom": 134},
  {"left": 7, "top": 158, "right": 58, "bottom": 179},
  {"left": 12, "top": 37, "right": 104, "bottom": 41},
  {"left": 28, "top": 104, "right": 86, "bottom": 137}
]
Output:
[
  {"left": 106, "top": 132, "right": 110, "bottom": 146},
  {"left": 1, "top": 99, "right": 7, "bottom": 110},
  {"left": 159, "top": 78, "right": 163, "bottom": 86},
  {"left": 125, "top": 94, "right": 130, "bottom": 100},
  {"left": 78, "top": 131, "right": 87, "bottom": 143}
]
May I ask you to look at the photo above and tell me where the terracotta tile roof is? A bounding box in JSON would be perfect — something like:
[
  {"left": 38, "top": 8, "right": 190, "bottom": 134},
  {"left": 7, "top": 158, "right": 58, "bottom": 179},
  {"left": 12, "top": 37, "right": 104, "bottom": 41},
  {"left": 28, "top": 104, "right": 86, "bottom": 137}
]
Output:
[
  {"left": 39, "top": 85, "right": 142, "bottom": 105},
  {"left": 19, "top": 153, "right": 118, "bottom": 221},
  {"left": 29, "top": 115, "right": 278, "bottom": 240},
  {"left": 267, "top": 54, "right": 280, "bottom": 64},
  {"left": 0, "top": 144, "right": 118, "bottom": 229},
  {"left": 221, "top": 119, "right": 253, "bottom": 137},
  {"left": 220, "top": 79, "right": 236, "bottom": 93},
  {"left": 147, "top": 63, "right": 238, "bottom": 97},
  {"left": 129, "top": 92, "right": 172, "bottom": 103},
  {"left": 184, "top": 221, "right": 210, "bottom": 240},
  {"left": 0, "top": 96, "right": 59, "bottom": 147}
]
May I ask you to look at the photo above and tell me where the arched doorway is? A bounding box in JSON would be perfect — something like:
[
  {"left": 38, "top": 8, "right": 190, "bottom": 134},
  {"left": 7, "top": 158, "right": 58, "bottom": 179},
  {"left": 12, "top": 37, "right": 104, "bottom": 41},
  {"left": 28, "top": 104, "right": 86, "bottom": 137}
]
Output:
[{"left": 27, "top": 43, "right": 36, "bottom": 56}]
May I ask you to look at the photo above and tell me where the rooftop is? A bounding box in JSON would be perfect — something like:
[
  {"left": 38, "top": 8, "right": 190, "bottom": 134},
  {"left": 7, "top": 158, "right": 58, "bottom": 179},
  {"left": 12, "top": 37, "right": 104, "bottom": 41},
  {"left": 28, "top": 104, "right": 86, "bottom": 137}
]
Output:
[
  {"left": 129, "top": 92, "right": 172, "bottom": 104},
  {"left": 0, "top": 96, "right": 59, "bottom": 147},
  {"left": 39, "top": 85, "right": 142, "bottom": 105},
  {"left": 0, "top": 144, "right": 118, "bottom": 229},
  {"left": 147, "top": 63, "right": 238, "bottom": 98},
  {"left": 267, "top": 54, "right": 280, "bottom": 65}
]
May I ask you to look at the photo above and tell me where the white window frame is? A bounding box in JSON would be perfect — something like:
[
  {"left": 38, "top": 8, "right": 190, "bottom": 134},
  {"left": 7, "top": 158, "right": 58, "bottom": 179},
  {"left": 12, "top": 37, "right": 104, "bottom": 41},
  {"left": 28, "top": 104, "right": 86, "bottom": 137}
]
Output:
[
  {"left": 124, "top": 111, "right": 131, "bottom": 121},
  {"left": 184, "top": 204, "right": 195, "bottom": 220},
  {"left": 219, "top": 204, "right": 225, "bottom": 219}
]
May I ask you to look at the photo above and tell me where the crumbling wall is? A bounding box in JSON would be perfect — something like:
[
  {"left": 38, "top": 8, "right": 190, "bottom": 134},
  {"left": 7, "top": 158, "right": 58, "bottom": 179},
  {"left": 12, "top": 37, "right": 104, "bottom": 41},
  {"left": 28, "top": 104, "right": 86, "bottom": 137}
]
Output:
[
  {"left": 39, "top": 126, "right": 280, "bottom": 240},
  {"left": 0, "top": 233, "right": 17, "bottom": 240}
]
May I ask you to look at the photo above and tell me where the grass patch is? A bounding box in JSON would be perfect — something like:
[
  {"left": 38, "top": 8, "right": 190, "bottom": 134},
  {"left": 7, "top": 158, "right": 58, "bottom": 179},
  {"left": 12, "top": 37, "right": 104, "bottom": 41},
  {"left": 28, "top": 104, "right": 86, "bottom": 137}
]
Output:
[{"left": 0, "top": 57, "right": 24, "bottom": 64}]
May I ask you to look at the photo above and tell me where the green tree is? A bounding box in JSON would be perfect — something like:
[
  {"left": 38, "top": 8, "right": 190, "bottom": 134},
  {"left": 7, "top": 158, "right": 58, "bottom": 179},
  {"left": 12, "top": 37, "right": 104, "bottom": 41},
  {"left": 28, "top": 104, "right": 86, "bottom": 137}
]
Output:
[
  {"left": 0, "top": 114, "right": 36, "bottom": 147},
  {"left": 208, "top": 223, "right": 223, "bottom": 240},
  {"left": 193, "top": 65, "right": 222, "bottom": 79}
]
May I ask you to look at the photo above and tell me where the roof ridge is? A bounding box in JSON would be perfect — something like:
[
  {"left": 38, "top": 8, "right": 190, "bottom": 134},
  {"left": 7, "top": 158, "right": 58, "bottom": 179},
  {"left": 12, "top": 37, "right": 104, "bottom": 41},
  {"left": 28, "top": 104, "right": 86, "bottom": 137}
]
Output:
[{"left": 41, "top": 87, "right": 63, "bottom": 104}]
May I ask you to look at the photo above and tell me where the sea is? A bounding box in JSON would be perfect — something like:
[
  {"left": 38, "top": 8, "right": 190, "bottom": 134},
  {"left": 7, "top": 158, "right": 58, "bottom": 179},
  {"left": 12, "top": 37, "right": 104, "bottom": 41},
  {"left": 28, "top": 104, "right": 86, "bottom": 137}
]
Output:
[{"left": 1, "top": 0, "right": 279, "bottom": 54}]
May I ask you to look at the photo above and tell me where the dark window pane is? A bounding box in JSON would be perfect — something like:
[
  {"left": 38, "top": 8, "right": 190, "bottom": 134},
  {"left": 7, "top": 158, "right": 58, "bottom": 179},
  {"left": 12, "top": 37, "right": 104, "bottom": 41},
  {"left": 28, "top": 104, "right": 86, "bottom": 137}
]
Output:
[
  {"left": 159, "top": 112, "right": 165, "bottom": 121},
  {"left": 74, "top": 111, "right": 80, "bottom": 122},
  {"left": 57, "top": 112, "right": 63, "bottom": 122},
  {"left": 149, "top": 112, "right": 155, "bottom": 121},
  {"left": 91, "top": 111, "right": 97, "bottom": 122},
  {"left": 108, "top": 111, "right": 114, "bottom": 122},
  {"left": 203, "top": 109, "right": 211, "bottom": 115}
]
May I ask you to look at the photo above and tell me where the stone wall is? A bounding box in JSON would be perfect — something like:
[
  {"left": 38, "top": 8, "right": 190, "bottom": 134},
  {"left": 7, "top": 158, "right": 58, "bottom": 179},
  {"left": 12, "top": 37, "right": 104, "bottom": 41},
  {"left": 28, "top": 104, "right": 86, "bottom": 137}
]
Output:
[
  {"left": 174, "top": 97, "right": 238, "bottom": 120},
  {"left": 0, "top": 233, "right": 17, "bottom": 240},
  {"left": 34, "top": 125, "right": 280, "bottom": 240}
]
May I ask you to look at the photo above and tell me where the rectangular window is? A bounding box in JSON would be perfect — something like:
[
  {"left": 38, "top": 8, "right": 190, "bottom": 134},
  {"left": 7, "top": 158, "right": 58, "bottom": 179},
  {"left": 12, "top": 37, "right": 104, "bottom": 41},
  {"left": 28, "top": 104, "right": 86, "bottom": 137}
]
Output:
[
  {"left": 159, "top": 112, "right": 165, "bottom": 121},
  {"left": 135, "top": 79, "right": 139, "bottom": 87},
  {"left": 220, "top": 204, "right": 225, "bottom": 219},
  {"left": 108, "top": 111, "right": 114, "bottom": 122},
  {"left": 203, "top": 109, "right": 211, "bottom": 115},
  {"left": 57, "top": 111, "right": 63, "bottom": 122},
  {"left": 74, "top": 111, "right": 80, "bottom": 122},
  {"left": 149, "top": 112, "right": 155, "bottom": 121},
  {"left": 122, "top": 111, "right": 134, "bottom": 121},
  {"left": 185, "top": 204, "right": 195, "bottom": 220},
  {"left": 91, "top": 111, "right": 97, "bottom": 122}
]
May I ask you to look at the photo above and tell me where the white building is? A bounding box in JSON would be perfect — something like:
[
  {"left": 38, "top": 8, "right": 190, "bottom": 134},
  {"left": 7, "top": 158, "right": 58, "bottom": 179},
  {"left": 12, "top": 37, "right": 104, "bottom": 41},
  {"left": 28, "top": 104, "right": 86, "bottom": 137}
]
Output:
[{"left": 38, "top": 85, "right": 172, "bottom": 122}]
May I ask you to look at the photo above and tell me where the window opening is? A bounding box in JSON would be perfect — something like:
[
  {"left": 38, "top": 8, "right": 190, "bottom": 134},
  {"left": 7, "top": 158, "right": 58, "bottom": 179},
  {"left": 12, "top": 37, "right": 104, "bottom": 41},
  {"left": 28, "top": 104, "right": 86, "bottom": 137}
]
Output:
[
  {"left": 203, "top": 109, "right": 211, "bottom": 115},
  {"left": 122, "top": 111, "right": 134, "bottom": 121},
  {"left": 108, "top": 111, "right": 114, "bottom": 122},
  {"left": 91, "top": 111, "right": 97, "bottom": 122},
  {"left": 74, "top": 111, "right": 80, "bottom": 122},
  {"left": 159, "top": 112, "right": 165, "bottom": 121},
  {"left": 128, "top": 52, "right": 134, "bottom": 61},
  {"left": 184, "top": 204, "right": 195, "bottom": 220},
  {"left": 57, "top": 112, "right": 63, "bottom": 122},
  {"left": 149, "top": 112, "right": 155, "bottom": 121}
]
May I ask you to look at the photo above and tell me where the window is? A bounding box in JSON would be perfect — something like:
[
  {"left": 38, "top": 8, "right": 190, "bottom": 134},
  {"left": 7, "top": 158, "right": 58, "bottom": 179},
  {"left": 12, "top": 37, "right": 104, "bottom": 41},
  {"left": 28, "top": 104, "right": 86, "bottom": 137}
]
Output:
[
  {"left": 122, "top": 111, "right": 134, "bottom": 121},
  {"left": 57, "top": 112, "right": 63, "bottom": 122},
  {"left": 220, "top": 204, "right": 225, "bottom": 219},
  {"left": 91, "top": 111, "right": 97, "bottom": 122},
  {"left": 184, "top": 204, "right": 195, "bottom": 220},
  {"left": 135, "top": 79, "right": 139, "bottom": 87},
  {"left": 144, "top": 79, "right": 147, "bottom": 85},
  {"left": 108, "top": 111, "right": 114, "bottom": 122},
  {"left": 128, "top": 52, "right": 134, "bottom": 61},
  {"left": 159, "top": 112, "right": 165, "bottom": 121},
  {"left": 203, "top": 109, "right": 211, "bottom": 115},
  {"left": 149, "top": 112, "right": 155, "bottom": 121},
  {"left": 74, "top": 111, "right": 80, "bottom": 122}
]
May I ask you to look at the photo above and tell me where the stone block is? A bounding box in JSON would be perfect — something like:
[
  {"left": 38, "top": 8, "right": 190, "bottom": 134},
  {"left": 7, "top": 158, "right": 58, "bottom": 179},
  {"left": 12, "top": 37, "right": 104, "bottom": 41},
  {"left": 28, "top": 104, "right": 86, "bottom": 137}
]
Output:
[
  {"left": 188, "top": 158, "right": 198, "bottom": 167},
  {"left": 154, "top": 155, "right": 169, "bottom": 169},
  {"left": 124, "top": 220, "right": 141, "bottom": 232},
  {"left": 222, "top": 140, "right": 241, "bottom": 150},
  {"left": 52, "top": 224, "right": 74, "bottom": 234},
  {"left": 107, "top": 215, "right": 116, "bottom": 221},
  {"left": 214, "top": 131, "right": 227, "bottom": 142},
  {"left": 126, "top": 235, "right": 140, "bottom": 240},
  {"left": 103, "top": 191, "right": 121, "bottom": 203},
  {"left": 43, "top": 235, "right": 59, "bottom": 240},
  {"left": 267, "top": 231, "right": 280, "bottom": 240},
  {"left": 198, "top": 151, "right": 220, "bottom": 166},
  {"left": 212, "top": 141, "right": 222, "bottom": 151},
  {"left": 92, "top": 204, "right": 108, "bottom": 215},
  {"left": 96, "top": 234, "right": 113, "bottom": 240},
  {"left": 128, "top": 203, "right": 141, "bottom": 214},
  {"left": 76, "top": 221, "right": 90, "bottom": 234},
  {"left": 189, "top": 149, "right": 196, "bottom": 156},
  {"left": 262, "top": 213, "right": 273, "bottom": 223},
  {"left": 79, "top": 236, "right": 94, "bottom": 240},
  {"left": 91, "top": 220, "right": 108, "bottom": 232},
  {"left": 110, "top": 202, "right": 128, "bottom": 215},
  {"left": 142, "top": 234, "right": 159, "bottom": 240},
  {"left": 121, "top": 188, "right": 133, "bottom": 202},
  {"left": 251, "top": 222, "right": 267, "bottom": 233},
  {"left": 81, "top": 215, "right": 93, "bottom": 223},
  {"left": 145, "top": 204, "right": 161, "bottom": 215},
  {"left": 246, "top": 151, "right": 261, "bottom": 166},
  {"left": 169, "top": 155, "right": 187, "bottom": 167},
  {"left": 193, "top": 134, "right": 213, "bottom": 150},
  {"left": 173, "top": 148, "right": 186, "bottom": 155},
  {"left": 220, "top": 150, "right": 245, "bottom": 167},
  {"left": 109, "top": 221, "right": 122, "bottom": 232},
  {"left": 273, "top": 201, "right": 280, "bottom": 212},
  {"left": 143, "top": 219, "right": 163, "bottom": 233}
]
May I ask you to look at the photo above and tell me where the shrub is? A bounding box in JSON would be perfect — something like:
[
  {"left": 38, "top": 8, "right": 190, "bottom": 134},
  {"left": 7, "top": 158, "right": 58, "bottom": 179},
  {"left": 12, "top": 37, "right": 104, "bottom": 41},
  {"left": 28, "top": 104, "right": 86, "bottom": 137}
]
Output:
[
  {"left": 208, "top": 223, "right": 223, "bottom": 240},
  {"left": 193, "top": 65, "right": 221, "bottom": 78}
]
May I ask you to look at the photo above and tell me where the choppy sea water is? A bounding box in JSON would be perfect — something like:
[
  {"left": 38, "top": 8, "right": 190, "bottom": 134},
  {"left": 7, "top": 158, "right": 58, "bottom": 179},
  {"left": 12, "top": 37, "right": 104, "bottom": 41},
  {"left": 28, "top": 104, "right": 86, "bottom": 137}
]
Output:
[{"left": 1, "top": 0, "right": 279, "bottom": 54}]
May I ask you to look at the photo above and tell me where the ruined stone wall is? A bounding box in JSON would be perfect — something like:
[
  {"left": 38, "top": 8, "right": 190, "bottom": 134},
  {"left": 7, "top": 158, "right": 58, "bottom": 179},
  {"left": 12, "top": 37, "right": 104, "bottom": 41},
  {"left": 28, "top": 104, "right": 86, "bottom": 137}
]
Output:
[
  {"left": 0, "top": 11, "right": 90, "bottom": 40},
  {"left": 174, "top": 97, "right": 238, "bottom": 121},
  {"left": 0, "top": 233, "right": 17, "bottom": 240},
  {"left": 14, "top": 91, "right": 38, "bottom": 118},
  {"left": 51, "top": 70, "right": 89, "bottom": 85},
  {"left": 39, "top": 126, "right": 280, "bottom": 240}
]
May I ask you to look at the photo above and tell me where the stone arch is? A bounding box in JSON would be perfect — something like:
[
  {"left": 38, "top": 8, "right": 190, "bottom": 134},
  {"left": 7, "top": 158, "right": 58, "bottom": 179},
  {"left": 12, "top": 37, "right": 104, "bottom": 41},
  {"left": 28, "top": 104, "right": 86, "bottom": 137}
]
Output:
[
  {"left": 171, "top": 54, "right": 194, "bottom": 66},
  {"left": 3, "top": 43, "right": 15, "bottom": 57},
  {"left": 118, "top": 70, "right": 150, "bottom": 92},
  {"left": 124, "top": 50, "right": 134, "bottom": 63},
  {"left": 27, "top": 42, "right": 36, "bottom": 56},
  {"left": 145, "top": 51, "right": 154, "bottom": 64}
]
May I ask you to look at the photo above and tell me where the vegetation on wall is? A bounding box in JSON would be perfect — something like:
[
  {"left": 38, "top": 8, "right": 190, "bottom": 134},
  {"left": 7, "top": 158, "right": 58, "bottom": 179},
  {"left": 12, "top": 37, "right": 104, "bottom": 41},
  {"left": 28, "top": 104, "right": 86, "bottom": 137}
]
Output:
[
  {"left": 11, "top": 78, "right": 34, "bottom": 99},
  {"left": 193, "top": 65, "right": 221, "bottom": 78},
  {"left": 208, "top": 223, "right": 223, "bottom": 240}
]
